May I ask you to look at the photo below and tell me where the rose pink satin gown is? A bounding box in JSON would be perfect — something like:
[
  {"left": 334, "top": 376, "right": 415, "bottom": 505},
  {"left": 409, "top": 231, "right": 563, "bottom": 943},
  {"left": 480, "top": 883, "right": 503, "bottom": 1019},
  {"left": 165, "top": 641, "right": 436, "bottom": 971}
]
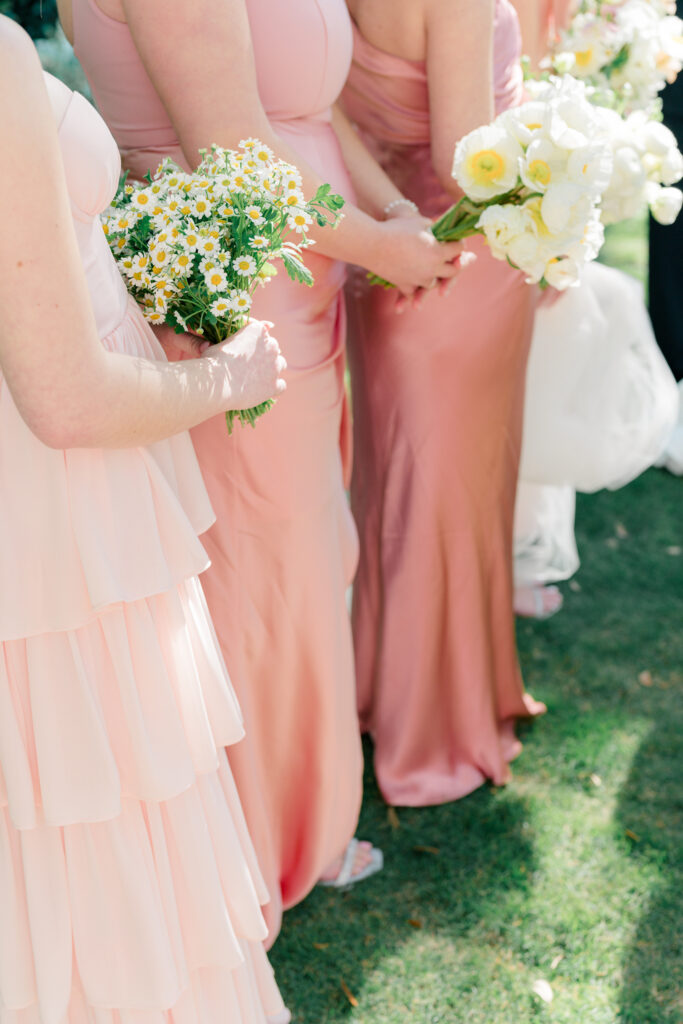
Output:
[
  {"left": 0, "top": 73, "right": 288, "bottom": 1024},
  {"left": 72, "top": 0, "right": 363, "bottom": 944},
  {"left": 341, "top": 0, "right": 546, "bottom": 808}
]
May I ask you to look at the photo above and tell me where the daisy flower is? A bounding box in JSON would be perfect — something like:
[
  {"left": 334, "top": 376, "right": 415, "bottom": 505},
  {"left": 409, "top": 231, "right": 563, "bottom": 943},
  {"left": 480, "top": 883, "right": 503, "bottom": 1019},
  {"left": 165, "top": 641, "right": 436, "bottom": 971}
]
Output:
[
  {"left": 244, "top": 205, "right": 266, "bottom": 226},
  {"left": 229, "top": 290, "right": 252, "bottom": 313},
  {"left": 198, "top": 236, "right": 220, "bottom": 256},
  {"left": 210, "top": 298, "right": 232, "bottom": 316},
  {"left": 288, "top": 210, "right": 313, "bottom": 232},
  {"left": 233, "top": 254, "right": 257, "bottom": 276},
  {"left": 204, "top": 267, "right": 228, "bottom": 293}
]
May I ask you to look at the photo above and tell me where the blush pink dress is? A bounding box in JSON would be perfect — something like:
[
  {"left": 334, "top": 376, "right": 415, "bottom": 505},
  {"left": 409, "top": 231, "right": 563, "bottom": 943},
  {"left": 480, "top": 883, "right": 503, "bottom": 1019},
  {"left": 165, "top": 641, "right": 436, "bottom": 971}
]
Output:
[
  {"left": 72, "top": 0, "right": 363, "bottom": 944},
  {"left": 341, "top": 0, "right": 546, "bottom": 808},
  {"left": 0, "top": 73, "right": 288, "bottom": 1024}
]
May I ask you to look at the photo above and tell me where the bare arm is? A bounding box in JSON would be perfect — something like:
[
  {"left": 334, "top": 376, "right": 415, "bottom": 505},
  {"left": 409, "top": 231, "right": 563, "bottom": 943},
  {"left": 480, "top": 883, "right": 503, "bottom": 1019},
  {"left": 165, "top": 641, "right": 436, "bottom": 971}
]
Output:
[
  {"left": 511, "top": 0, "right": 550, "bottom": 70},
  {"left": 0, "top": 21, "right": 284, "bottom": 451},
  {"left": 331, "top": 104, "right": 406, "bottom": 218},
  {"left": 426, "top": 0, "right": 496, "bottom": 199},
  {"left": 118, "top": 0, "right": 465, "bottom": 292}
]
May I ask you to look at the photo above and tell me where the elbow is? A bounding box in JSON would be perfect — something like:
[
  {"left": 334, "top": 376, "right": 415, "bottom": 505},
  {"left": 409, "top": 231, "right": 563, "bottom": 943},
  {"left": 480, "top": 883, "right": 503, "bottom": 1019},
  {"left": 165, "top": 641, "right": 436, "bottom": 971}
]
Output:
[
  {"left": 30, "top": 419, "right": 87, "bottom": 451},
  {"left": 23, "top": 404, "right": 99, "bottom": 451}
]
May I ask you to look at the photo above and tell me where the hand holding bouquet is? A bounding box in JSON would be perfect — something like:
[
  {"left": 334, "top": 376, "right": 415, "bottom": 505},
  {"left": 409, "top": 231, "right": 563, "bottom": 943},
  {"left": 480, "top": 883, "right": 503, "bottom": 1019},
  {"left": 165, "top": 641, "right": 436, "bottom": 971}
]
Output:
[
  {"left": 104, "top": 140, "right": 344, "bottom": 431},
  {"left": 372, "top": 76, "right": 612, "bottom": 292}
]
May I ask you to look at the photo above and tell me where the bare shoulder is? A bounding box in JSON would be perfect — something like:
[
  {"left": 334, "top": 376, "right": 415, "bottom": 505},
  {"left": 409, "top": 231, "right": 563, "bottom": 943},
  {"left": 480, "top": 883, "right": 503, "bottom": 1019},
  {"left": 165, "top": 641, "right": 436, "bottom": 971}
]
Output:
[
  {"left": 0, "top": 14, "right": 44, "bottom": 88},
  {"left": 0, "top": 15, "right": 61, "bottom": 164},
  {"left": 350, "top": 0, "right": 427, "bottom": 60},
  {"left": 424, "top": 0, "right": 494, "bottom": 24}
]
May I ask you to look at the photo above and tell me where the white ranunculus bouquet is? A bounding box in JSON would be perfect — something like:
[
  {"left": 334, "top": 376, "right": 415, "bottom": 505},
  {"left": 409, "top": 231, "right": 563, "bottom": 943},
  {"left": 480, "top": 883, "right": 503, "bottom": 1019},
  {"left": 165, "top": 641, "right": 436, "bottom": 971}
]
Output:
[
  {"left": 551, "top": 0, "right": 683, "bottom": 116},
  {"left": 429, "top": 76, "right": 613, "bottom": 290},
  {"left": 103, "top": 140, "right": 344, "bottom": 431},
  {"left": 592, "top": 105, "right": 683, "bottom": 224}
]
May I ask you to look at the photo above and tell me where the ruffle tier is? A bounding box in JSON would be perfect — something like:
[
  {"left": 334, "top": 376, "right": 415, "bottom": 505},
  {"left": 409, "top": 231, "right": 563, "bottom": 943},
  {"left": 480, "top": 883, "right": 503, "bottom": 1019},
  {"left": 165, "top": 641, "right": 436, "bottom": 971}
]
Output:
[
  {"left": 0, "top": 579, "right": 246, "bottom": 830},
  {"left": 0, "top": 298, "right": 216, "bottom": 643},
  {"left": 0, "top": 578, "right": 289, "bottom": 1024},
  {"left": 0, "top": 761, "right": 285, "bottom": 1024}
]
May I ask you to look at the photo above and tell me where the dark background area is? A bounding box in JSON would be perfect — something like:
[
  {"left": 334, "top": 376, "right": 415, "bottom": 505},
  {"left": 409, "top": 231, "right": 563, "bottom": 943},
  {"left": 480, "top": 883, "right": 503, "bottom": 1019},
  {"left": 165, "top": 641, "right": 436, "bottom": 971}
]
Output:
[{"left": 1, "top": 0, "right": 57, "bottom": 37}]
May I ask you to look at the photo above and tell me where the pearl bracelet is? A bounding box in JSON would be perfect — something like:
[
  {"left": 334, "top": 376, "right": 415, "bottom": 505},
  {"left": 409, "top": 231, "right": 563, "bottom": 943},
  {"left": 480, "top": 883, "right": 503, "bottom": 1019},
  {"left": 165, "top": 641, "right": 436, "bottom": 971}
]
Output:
[{"left": 383, "top": 197, "right": 419, "bottom": 218}]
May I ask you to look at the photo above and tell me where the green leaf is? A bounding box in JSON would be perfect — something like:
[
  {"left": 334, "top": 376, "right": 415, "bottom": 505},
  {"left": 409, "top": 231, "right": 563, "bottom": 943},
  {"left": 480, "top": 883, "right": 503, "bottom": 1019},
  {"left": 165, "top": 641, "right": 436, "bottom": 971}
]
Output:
[{"left": 280, "top": 249, "right": 314, "bottom": 286}]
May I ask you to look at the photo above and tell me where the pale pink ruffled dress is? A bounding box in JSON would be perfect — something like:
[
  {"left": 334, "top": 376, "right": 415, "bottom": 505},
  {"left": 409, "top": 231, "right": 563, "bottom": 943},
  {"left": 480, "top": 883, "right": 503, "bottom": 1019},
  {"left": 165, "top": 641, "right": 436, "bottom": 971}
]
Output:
[
  {"left": 0, "top": 73, "right": 288, "bottom": 1024},
  {"left": 341, "top": 0, "right": 546, "bottom": 808},
  {"left": 72, "top": 0, "right": 363, "bottom": 944}
]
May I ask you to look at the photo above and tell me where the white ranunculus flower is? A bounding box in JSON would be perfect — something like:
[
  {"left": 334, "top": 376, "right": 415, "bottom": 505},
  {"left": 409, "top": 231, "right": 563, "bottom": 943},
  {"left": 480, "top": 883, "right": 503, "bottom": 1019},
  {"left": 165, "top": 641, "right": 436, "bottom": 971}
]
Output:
[
  {"left": 540, "top": 182, "right": 593, "bottom": 235},
  {"left": 639, "top": 118, "right": 679, "bottom": 156},
  {"left": 519, "top": 138, "right": 567, "bottom": 192},
  {"left": 505, "top": 227, "right": 550, "bottom": 283},
  {"left": 452, "top": 124, "right": 523, "bottom": 200},
  {"left": 566, "top": 141, "right": 614, "bottom": 193},
  {"left": 500, "top": 101, "right": 549, "bottom": 146},
  {"left": 477, "top": 204, "right": 527, "bottom": 258},
  {"left": 543, "top": 256, "right": 582, "bottom": 290},
  {"left": 647, "top": 182, "right": 683, "bottom": 223},
  {"left": 659, "top": 146, "right": 683, "bottom": 184}
]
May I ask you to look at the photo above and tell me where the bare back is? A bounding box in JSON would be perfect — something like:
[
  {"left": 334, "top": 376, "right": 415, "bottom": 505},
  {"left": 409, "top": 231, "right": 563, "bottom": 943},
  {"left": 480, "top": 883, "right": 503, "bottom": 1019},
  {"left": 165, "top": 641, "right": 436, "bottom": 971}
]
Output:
[{"left": 345, "top": 0, "right": 427, "bottom": 61}]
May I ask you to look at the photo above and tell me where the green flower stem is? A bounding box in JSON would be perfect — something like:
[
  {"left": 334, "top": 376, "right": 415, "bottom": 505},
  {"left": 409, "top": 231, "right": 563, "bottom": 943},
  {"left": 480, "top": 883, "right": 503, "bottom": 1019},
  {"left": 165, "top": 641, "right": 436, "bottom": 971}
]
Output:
[{"left": 368, "top": 187, "right": 528, "bottom": 288}]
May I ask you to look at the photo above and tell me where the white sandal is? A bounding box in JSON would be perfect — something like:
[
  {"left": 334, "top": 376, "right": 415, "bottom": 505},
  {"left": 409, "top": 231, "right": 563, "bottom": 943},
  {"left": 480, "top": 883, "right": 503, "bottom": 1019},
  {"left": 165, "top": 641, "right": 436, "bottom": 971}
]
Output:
[
  {"left": 514, "top": 584, "right": 564, "bottom": 621},
  {"left": 318, "top": 838, "right": 384, "bottom": 890}
]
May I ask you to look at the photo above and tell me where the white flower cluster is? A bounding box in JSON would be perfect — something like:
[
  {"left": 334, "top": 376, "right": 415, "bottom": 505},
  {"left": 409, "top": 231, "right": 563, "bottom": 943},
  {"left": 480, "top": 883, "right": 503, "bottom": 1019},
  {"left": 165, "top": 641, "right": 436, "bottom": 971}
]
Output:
[
  {"left": 103, "top": 140, "right": 341, "bottom": 336},
  {"left": 592, "top": 105, "right": 683, "bottom": 223},
  {"left": 450, "top": 76, "right": 611, "bottom": 289},
  {"left": 552, "top": 0, "right": 683, "bottom": 116},
  {"left": 103, "top": 140, "right": 343, "bottom": 429}
]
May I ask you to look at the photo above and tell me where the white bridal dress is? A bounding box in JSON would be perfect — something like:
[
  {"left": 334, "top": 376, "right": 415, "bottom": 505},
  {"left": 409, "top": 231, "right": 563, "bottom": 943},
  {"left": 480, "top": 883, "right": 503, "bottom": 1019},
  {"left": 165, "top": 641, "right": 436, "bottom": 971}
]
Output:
[{"left": 514, "top": 260, "right": 679, "bottom": 588}]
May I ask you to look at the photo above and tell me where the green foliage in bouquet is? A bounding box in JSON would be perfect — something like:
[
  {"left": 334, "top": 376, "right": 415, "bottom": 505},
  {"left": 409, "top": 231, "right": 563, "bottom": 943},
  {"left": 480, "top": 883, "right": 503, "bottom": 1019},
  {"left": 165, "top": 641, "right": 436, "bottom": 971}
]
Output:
[{"left": 104, "top": 141, "right": 344, "bottom": 431}]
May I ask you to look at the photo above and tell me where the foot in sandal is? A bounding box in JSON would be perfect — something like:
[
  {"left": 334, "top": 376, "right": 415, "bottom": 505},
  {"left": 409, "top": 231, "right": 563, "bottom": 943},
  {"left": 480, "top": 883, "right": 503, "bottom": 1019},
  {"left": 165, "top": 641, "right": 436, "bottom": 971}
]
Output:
[
  {"left": 318, "top": 838, "right": 384, "bottom": 889},
  {"left": 514, "top": 584, "right": 564, "bottom": 620}
]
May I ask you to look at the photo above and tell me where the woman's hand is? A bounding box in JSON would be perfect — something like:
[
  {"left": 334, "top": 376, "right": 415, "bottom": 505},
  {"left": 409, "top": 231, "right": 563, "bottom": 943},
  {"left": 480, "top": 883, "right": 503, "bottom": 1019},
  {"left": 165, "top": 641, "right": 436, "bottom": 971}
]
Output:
[
  {"left": 207, "top": 319, "right": 287, "bottom": 412},
  {"left": 368, "top": 215, "right": 471, "bottom": 301},
  {"left": 152, "top": 323, "right": 211, "bottom": 358}
]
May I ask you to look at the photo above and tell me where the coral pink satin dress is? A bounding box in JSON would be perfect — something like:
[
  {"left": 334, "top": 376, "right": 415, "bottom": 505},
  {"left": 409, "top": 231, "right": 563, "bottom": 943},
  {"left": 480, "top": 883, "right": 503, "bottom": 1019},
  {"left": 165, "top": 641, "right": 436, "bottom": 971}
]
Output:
[
  {"left": 0, "top": 73, "right": 288, "bottom": 1024},
  {"left": 341, "top": 0, "right": 545, "bottom": 808},
  {"left": 72, "top": 0, "right": 363, "bottom": 943}
]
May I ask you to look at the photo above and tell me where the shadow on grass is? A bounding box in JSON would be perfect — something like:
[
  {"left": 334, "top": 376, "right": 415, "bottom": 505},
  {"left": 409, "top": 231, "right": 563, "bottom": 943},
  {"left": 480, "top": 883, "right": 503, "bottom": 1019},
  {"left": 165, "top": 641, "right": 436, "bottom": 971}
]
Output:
[
  {"left": 615, "top": 690, "right": 683, "bottom": 1024},
  {"left": 270, "top": 749, "right": 537, "bottom": 1023}
]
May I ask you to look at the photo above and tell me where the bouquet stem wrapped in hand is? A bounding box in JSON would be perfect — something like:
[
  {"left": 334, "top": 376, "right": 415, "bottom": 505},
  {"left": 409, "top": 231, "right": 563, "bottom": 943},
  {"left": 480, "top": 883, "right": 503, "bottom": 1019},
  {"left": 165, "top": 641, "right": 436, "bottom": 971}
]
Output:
[
  {"left": 104, "top": 140, "right": 344, "bottom": 431},
  {"left": 372, "top": 76, "right": 613, "bottom": 292}
]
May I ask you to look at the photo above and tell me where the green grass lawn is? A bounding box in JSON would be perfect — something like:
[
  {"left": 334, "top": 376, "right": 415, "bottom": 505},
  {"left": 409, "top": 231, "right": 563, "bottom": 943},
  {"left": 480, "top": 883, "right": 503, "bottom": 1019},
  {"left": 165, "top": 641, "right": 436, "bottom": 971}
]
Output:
[{"left": 270, "top": 224, "right": 683, "bottom": 1022}]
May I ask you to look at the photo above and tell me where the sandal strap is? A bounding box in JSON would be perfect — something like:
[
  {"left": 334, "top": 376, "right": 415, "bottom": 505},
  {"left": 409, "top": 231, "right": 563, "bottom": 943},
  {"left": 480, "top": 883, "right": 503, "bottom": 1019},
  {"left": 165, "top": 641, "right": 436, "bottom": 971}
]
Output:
[{"left": 335, "top": 838, "right": 359, "bottom": 887}]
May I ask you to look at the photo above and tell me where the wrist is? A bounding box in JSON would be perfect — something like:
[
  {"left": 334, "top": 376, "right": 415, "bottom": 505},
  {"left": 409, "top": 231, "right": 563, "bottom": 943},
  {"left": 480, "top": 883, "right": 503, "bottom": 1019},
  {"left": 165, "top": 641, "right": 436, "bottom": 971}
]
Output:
[{"left": 383, "top": 197, "right": 419, "bottom": 220}]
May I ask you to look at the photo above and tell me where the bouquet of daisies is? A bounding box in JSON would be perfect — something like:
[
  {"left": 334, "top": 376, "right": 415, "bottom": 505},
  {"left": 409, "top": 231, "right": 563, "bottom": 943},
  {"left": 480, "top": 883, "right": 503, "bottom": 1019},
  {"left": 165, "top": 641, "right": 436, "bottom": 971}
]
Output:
[
  {"left": 397, "top": 76, "right": 612, "bottom": 291},
  {"left": 551, "top": 0, "right": 683, "bottom": 116},
  {"left": 104, "top": 139, "right": 344, "bottom": 431}
]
